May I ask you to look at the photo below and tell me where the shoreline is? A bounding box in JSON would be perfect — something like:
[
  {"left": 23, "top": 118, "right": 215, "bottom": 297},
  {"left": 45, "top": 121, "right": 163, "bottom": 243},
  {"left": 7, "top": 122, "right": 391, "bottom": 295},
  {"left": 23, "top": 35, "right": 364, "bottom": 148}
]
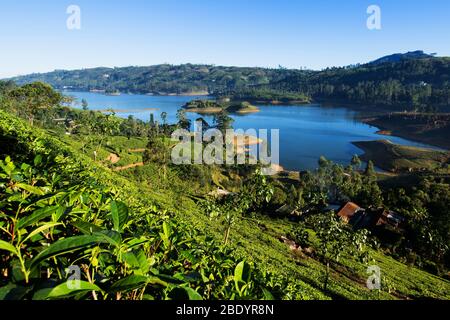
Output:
[
  {"left": 234, "top": 108, "right": 260, "bottom": 114},
  {"left": 62, "top": 89, "right": 210, "bottom": 97},
  {"left": 185, "top": 107, "right": 223, "bottom": 114},
  {"left": 234, "top": 99, "right": 311, "bottom": 106},
  {"left": 352, "top": 140, "right": 450, "bottom": 173},
  {"left": 98, "top": 107, "right": 159, "bottom": 113},
  {"left": 361, "top": 117, "right": 450, "bottom": 151},
  {"left": 314, "top": 98, "right": 450, "bottom": 151}
]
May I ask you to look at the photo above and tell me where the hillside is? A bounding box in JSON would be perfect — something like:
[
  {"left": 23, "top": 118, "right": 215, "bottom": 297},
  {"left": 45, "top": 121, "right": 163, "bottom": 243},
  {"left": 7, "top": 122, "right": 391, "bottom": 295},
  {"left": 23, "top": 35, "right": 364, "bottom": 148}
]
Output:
[
  {"left": 2, "top": 109, "right": 450, "bottom": 300},
  {"left": 1, "top": 82, "right": 450, "bottom": 300},
  {"left": 259, "top": 57, "right": 450, "bottom": 112},
  {"left": 368, "top": 50, "right": 435, "bottom": 65}
]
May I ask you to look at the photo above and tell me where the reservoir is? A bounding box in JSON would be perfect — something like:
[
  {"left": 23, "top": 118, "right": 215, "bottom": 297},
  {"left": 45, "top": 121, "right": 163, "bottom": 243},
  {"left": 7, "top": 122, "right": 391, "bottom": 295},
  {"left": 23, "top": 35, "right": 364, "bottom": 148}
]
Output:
[{"left": 67, "top": 91, "right": 436, "bottom": 171}]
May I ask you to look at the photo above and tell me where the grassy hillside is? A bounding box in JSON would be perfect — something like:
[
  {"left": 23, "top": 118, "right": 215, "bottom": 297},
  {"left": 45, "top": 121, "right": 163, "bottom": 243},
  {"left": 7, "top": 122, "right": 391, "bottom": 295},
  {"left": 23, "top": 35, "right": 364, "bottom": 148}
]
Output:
[{"left": 2, "top": 109, "right": 449, "bottom": 300}]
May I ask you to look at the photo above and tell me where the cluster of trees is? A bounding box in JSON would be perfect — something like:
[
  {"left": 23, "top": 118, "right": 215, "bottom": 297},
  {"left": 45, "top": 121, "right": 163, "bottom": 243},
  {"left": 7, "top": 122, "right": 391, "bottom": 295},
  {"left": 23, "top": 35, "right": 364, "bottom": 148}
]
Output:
[
  {"left": 143, "top": 106, "right": 236, "bottom": 179},
  {"left": 275, "top": 157, "right": 382, "bottom": 213},
  {"left": 385, "top": 179, "right": 450, "bottom": 272},
  {"left": 0, "top": 81, "right": 164, "bottom": 161},
  {"left": 1, "top": 80, "right": 148, "bottom": 130},
  {"left": 183, "top": 100, "right": 223, "bottom": 110},
  {"left": 0, "top": 81, "right": 64, "bottom": 125}
]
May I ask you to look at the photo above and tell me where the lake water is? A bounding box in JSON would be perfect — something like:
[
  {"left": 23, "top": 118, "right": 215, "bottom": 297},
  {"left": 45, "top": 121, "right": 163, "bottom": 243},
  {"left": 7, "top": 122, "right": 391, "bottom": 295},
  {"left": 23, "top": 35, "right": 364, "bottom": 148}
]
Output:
[{"left": 66, "top": 91, "right": 435, "bottom": 171}]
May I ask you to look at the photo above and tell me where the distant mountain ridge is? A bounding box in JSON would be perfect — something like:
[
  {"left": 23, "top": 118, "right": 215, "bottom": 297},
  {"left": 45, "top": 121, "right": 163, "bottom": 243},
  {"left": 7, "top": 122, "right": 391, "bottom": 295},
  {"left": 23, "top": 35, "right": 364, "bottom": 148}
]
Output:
[{"left": 368, "top": 50, "right": 436, "bottom": 65}]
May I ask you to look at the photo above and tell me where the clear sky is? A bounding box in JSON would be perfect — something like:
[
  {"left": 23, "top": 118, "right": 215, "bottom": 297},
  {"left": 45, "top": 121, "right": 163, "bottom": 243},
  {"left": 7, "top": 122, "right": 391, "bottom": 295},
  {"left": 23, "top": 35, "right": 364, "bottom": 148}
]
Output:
[{"left": 0, "top": 0, "right": 449, "bottom": 78}]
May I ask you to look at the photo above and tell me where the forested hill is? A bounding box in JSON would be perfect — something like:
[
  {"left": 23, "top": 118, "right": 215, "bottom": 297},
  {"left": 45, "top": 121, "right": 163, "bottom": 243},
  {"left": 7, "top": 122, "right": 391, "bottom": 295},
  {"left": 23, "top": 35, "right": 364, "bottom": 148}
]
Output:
[
  {"left": 368, "top": 50, "right": 435, "bottom": 65},
  {"left": 8, "top": 54, "right": 450, "bottom": 111},
  {"left": 237, "top": 57, "right": 450, "bottom": 111},
  {"left": 9, "top": 64, "right": 306, "bottom": 96}
]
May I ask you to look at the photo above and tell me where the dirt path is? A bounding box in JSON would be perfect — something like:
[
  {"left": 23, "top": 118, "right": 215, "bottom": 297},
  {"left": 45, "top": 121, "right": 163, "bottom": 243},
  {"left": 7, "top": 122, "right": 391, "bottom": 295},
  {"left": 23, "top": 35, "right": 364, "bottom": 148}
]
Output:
[
  {"left": 106, "top": 153, "right": 120, "bottom": 164},
  {"left": 114, "top": 162, "right": 144, "bottom": 171}
]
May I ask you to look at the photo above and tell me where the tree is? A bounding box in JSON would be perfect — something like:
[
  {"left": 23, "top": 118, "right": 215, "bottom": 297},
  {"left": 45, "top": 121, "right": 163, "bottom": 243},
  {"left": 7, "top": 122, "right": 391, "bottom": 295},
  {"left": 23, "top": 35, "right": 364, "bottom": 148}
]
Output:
[
  {"left": 176, "top": 109, "right": 191, "bottom": 130},
  {"left": 213, "top": 111, "right": 234, "bottom": 136},
  {"left": 149, "top": 113, "right": 155, "bottom": 126},
  {"left": 122, "top": 115, "right": 138, "bottom": 139},
  {"left": 195, "top": 117, "right": 210, "bottom": 135},
  {"left": 8, "top": 82, "right": 63, "bottom": 125},
  {"left": 351, "top": 154, "right": 362, "bottom": 169},
  {"left": 143, "top": 135, "right": 170, "bottom": 178},
  {"left": 364, "top": 160, "right": 376, "bottom": 178},
  {"left": 206, "top": 169, "right": 273, "bottom": 246},
  {"left": 241, "top": 169, "right": 274, "bottom": 213},
  {"left": 355, "top": 180, "right": 383, "bottom": 208},
  {"left": 81, "top": 99, "right": 89, "bottom": 111},
  {"left": 311, "top": 213, "right": 371, "bottom": 291},
  {"left": 87, "top": 110, "right": 122, "bottom": 155},
  {"left": 318, "top": 156, "right": 330, "bottom": 169},
  {"left": 160, "top": 112, "right": 168, "bottom": 133},
  {"left": 0, "top": 80, "right": 16, "bottom": 94}
]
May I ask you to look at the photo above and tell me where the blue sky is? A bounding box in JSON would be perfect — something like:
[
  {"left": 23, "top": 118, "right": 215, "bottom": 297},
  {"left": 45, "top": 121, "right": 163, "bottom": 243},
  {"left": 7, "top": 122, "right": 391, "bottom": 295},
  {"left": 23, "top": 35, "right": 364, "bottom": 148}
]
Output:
[{"left": 0, "top": 0, "right": 449, "bottom": 78}]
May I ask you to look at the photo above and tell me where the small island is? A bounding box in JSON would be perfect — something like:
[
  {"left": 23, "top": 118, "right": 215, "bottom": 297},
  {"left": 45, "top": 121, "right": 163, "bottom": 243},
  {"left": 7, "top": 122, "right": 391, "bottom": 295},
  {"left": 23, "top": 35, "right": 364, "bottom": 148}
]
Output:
[
  {"left": 183, "top": 100, "right": 224, "bottom": 114},
  {"left": 105, "top": 89, "right": 121, "bottom": 96},
  {"left": 183, "top": 99, "right": 260, "bottom": 114},
  {"left": 226, "top": 101, "right": 260, "bottom": 114}
]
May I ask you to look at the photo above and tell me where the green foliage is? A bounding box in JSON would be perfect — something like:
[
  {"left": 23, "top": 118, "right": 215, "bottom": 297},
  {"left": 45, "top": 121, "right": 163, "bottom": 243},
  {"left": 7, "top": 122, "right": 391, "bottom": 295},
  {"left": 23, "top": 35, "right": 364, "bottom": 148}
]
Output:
[
  {"left": 385, "top": 179, "right": 450, "bottom": 268},
  {"left": 203, "top": 169, "right": 273, "bottom": 245},
  {"left": 351, "top": 155, "right": 362, "bottom": 169},
  {"left": 301, "top": 213, "right": 372, "bottom": 291},
  {"left": 213, "top": 112, "right": 234, "bottom": 136},
  {"left": 176, "top": 109, "right": 191, "bottom": 130},
  {"left": 184, "top": 100, "right": 223, "bottom": 110},
  {"left": 81, "top": 99, "right": 88, "bottom": 111},
  {"left": 5, "top": 82, "right": 63, "bottom": 125}
]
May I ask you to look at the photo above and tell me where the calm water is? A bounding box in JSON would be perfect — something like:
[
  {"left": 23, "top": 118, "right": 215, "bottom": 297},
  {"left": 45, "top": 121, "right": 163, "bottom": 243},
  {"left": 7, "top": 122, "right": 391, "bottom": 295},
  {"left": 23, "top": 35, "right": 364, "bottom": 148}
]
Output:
[{"left": 67, "top": 91, "right": 435, "bottom": 171}]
